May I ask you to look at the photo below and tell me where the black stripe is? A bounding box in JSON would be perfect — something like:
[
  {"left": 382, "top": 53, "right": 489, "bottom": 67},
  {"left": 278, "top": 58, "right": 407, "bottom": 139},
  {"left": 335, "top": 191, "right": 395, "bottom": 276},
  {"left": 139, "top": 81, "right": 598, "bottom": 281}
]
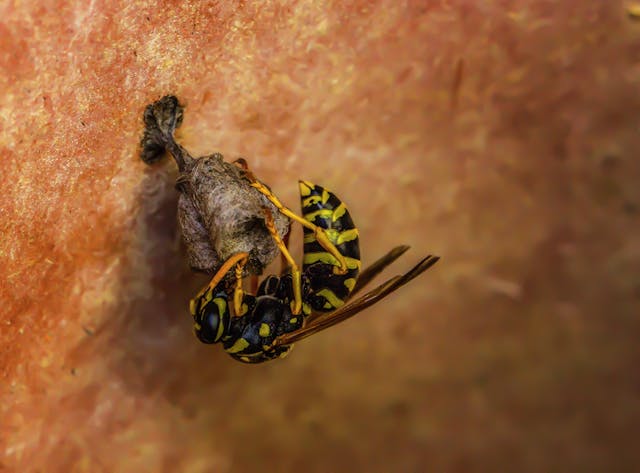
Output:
[
  {"left": 325, "top": 192, "right": 342, "bottom": 210},
  {"left": 337, "top": 238, "right": 360, "bottom": 260}
]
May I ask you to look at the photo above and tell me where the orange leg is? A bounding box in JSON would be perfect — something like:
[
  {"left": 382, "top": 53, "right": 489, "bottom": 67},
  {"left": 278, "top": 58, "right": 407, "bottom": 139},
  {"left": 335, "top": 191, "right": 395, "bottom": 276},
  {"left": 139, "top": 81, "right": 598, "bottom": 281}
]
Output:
[
  {"left": 280, "top": 223, "right": 292, "bottom": 276},
  {"left": 192, "top": 252, "right": 249, "bottom": 317},
  {"left": 233, "top": 256, "right": 248, "bottom": 316},
  {"left": 263, "top": 207, "right": 303, "bottom": 315}
]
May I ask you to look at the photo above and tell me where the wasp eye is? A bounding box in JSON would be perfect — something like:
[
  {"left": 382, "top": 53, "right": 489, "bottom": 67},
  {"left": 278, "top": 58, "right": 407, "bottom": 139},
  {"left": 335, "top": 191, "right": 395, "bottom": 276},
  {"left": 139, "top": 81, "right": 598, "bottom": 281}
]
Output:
[{"left": 194, "top": 293, "right": 229, "bottom": 344}]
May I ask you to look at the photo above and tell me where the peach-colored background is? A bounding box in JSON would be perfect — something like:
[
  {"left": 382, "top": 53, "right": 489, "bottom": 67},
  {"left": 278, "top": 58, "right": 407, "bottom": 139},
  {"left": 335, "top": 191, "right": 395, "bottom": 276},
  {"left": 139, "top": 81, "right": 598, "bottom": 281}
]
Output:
[{"left": 1, "top": 1, "right": 639, "bottom": 472}]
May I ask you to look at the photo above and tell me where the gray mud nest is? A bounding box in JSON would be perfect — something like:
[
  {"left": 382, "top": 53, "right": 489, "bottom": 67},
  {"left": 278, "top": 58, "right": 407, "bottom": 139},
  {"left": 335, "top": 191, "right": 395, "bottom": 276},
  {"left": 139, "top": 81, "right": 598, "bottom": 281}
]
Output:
[{"left": 140, "top": 95, "right": 290, "bottom": 277}]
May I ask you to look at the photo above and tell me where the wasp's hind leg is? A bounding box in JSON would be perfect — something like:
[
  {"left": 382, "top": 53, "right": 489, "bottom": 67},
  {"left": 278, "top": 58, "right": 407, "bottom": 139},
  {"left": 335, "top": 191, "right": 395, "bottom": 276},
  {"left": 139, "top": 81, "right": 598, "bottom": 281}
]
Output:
[
  {"left": 262, "top": 207, "right": 303, "bottom": 315},
  {"left": 242, "top": 173, "right": 349, "bottom": 274}
]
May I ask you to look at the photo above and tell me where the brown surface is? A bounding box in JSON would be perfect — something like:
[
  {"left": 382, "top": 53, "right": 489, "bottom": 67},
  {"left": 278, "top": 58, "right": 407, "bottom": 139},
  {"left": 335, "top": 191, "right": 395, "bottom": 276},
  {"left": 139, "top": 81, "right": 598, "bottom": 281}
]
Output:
[{"left": 1, "top": 1, "right": 639, "bottom": 472}]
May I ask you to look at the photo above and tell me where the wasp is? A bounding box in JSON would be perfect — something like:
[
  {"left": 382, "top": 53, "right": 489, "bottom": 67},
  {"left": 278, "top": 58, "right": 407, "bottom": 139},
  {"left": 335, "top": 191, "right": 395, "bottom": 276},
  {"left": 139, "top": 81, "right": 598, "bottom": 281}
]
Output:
[
  {"left": 191, "top": 178, "right": 439, "bottom": 363},
  {"left": 140, "top": 95, "right": 439, "bottom": 363}
]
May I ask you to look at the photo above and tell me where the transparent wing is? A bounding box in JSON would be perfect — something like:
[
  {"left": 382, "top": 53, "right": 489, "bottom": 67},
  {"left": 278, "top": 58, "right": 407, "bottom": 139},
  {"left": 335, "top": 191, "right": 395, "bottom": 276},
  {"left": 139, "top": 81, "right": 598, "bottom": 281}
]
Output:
[
  {"left": 273, "top": 254, "right": 439, "bottom": 346},
  {"left": 349, "top": 245, "right": 410, "bottom": 299}
]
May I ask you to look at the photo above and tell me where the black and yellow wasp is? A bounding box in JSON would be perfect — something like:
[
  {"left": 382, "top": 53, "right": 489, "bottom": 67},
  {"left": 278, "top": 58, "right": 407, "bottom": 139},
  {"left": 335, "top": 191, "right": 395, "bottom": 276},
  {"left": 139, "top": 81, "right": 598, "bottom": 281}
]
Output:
[{"left": 190, "top": 175, "right": 439, "bottom": 363}]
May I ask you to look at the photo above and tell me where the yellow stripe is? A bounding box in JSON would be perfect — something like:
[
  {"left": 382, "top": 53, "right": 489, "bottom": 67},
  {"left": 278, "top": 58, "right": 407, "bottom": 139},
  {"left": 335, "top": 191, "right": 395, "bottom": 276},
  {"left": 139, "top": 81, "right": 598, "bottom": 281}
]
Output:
[
  {"left": 336, "top": 228, "right": 359, "bottom": 244},
  {"left": 344, "top": 278, "right": 356, "bottom": 291},
  {"left": 345, "top": 257, "right": 361, "bottom": 270},
  {"left": 321, "top": 189, "right": 330, "bottom": 204},
  {"left": 225, "top": 338, "right": 250, "bottom": 354},
  {"left": 303, "top": 252, "right": 361, "bottom": 269},
  {"left": 304, "top": 228, "right": 358, "bottom": 245},
  {"left": 302, "top": 195, "right": 323, "bottom": 207},
  {"left": 316, "top": 288, "right": 345, "bottom": 308},
  {"left": 332, "top": 203, "right": 347, "bottom": 221},
  {"left": 304, "top": 209, "right": 334, "bottom": 222},
  {"left": 189, "top": 298, "right": 197, "bottom": 316},
  {"left": 303, "top": 252, "right": 337, "bottom": 266},
  {"left": 299, "top": 181, "right": 313, "bottom": 196},
  {"left": 290, "top": 317, "right": 298, "bottom": 324}
]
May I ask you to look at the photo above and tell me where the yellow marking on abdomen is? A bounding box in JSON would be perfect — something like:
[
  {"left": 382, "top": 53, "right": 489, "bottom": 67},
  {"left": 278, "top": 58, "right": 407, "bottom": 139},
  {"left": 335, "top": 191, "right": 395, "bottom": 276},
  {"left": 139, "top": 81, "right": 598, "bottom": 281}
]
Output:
[
  {"left": 303, "top": 209, "right": 334, "bottom": 222},
  {"left": 332, "top": 203, "right": 347, "bottom": 221},
  {"left": 302, "top": 195, "right": 323, "bottom": 207},
  {"left": 303, "top": 253, "right": 361, "bottom": 269},
  {"left": 336, "top": 228, "right": 358, "bottom": 244},
  {"left": 226, "top": 338, "right": 250, "bottom": 353},
  {"left": 304, "top": 228, "right": 358, "bottom": 245},
  {"left": 316, "top": 288, "right": 345, "bottom": 308},
  {"left": 299, "top": 181, "right": 314, "bottom": 196}
]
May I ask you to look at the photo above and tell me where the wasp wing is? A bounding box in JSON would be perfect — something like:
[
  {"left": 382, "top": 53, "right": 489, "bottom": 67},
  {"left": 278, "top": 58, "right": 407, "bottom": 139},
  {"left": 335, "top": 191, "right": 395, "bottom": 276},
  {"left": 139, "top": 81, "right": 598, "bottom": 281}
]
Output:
[
  {"left": 349, "top": 245, "right": 410, "bottom": 299},
  {"left": 273, "top": 255, "right": 440, "bottom": 346}
]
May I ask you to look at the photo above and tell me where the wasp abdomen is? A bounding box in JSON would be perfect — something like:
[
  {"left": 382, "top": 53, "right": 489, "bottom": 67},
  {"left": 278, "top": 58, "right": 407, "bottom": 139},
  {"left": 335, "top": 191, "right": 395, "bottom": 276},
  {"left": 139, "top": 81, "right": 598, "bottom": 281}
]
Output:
[{"left": 298, "top": 180, "right": 361, "bottom": 312}]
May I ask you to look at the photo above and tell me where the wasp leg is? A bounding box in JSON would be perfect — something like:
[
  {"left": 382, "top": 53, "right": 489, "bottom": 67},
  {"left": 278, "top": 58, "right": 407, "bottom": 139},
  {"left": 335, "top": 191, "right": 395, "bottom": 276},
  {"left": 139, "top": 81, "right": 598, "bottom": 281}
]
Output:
[
  {"left": 243, "top": 171, "right": 348, "bottom": 274},
  {"left": 233, "top": 255, "right": 249, "bottom": 316},
  {"left": 194, "top": 252, "right": 249, "bottom": 302},
  {"left": 263, "top": 207, "right": 303, "bottom": 315},
  {"left": 273, "top": 255, "right": 440, "bottom": 346},
  {"left": 280, "top": 223, "right": 292, "bottom": 276},
  {"left": 263, "top": 207, "right": 303, "bottom": 314}
]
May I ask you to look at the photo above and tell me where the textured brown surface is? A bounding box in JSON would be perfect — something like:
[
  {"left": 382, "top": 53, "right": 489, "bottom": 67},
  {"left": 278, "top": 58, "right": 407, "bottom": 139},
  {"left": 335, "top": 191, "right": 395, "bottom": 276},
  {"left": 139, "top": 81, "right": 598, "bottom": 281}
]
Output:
[{"left": 1, "top": 1, "right": 639, "bottom": 472}]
